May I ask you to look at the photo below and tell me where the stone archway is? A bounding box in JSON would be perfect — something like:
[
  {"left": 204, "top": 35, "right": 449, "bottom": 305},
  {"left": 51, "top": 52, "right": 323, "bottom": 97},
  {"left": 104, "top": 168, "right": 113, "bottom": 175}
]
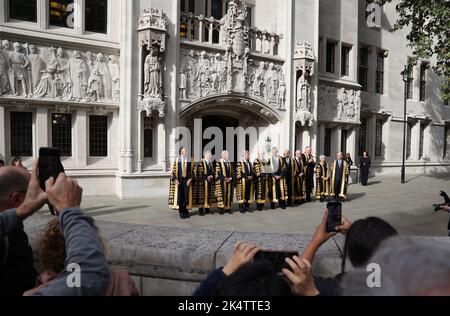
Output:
[{"left": 181, "top": 95, "right": 283, "bottom": 162}]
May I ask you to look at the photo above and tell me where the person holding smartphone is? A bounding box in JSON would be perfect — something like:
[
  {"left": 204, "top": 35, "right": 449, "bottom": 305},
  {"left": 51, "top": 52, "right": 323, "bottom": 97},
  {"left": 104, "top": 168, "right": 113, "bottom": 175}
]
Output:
[{"left": 301, "top": 209, "right": 398, "bottom": 296}]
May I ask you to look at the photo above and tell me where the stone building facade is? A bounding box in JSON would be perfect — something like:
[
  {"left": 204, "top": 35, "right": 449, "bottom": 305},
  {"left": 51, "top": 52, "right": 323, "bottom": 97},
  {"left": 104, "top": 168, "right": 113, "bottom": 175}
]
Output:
[{"left": 0, "top": 0, "right": 449, "bottom": 198}]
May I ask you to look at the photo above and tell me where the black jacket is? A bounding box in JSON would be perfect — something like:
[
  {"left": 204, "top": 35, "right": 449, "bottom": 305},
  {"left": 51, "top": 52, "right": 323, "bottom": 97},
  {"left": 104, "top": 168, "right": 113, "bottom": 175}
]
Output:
[{"left": 0, "top": 210, "right": 37, "bottom": 296}]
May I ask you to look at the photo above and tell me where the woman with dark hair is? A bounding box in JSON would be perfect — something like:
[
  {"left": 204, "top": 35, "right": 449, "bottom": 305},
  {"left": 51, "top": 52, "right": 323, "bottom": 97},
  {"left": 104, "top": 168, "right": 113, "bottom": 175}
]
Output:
[
  {"left": 360, "top": 151, "right": 371, "bottom": 186},
  {"left": 301, "top": 211, "right": 398, "bottom": 296}
]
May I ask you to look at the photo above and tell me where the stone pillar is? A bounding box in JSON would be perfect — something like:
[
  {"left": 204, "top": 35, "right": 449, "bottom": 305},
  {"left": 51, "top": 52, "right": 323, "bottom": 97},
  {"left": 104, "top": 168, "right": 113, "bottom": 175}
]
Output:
[
  {"left": 348, "top": 127, "right": 357, "bottom": 161},
  {"left": 75, "top": 108, "right": 88, "bottom": 168},
  {"left": 318, "top": 124, "right": 325, "bottom": 155},
  {"left": 331, "top": 127, "right": 342, "bottom": 157},
  {"left": 167, "top": 3, "right": 181, "bottom": 168},
  {"left": 0, "top": 105, "right": 6, "bottom": 160},
  {"left": 35, "top": 107, "right": 49, "bottom": 153},
  {"left": 157, "top": 119, "right": 167, "bottom": 170},
  {"left": 119, "top": 0, "right": 135, "bottom": 174}
]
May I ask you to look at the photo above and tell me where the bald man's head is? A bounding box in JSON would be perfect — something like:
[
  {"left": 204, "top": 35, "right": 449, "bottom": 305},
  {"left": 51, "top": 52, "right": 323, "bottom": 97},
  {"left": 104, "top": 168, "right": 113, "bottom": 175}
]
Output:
[{"left": 0, "top": 166, "right": 30, "bottom": 212}]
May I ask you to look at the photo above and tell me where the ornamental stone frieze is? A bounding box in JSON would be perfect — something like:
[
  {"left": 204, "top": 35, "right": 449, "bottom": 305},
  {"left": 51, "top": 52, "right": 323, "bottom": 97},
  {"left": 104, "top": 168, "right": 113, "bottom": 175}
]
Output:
[
  {"left": 137, "top": 8, "right": 168, "bottom": 118},
  {"left": 0, "top": 40, "right": 120, "bottom": 104},
  {"left": 318, "top": 84, "right": 361, "bottom": 124},
  {"left": 179, "top": 0, "right": 286, "bottom": 112}
]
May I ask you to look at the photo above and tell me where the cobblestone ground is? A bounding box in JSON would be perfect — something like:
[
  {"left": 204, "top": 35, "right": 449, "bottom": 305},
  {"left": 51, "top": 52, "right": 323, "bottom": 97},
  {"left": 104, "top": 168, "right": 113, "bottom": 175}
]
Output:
[{"left": 33, "top": 174, "right": 450, "bottom": 236}]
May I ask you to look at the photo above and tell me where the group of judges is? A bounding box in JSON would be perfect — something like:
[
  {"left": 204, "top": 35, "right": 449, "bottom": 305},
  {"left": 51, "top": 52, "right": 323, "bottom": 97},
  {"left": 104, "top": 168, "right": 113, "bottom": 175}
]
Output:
[{"left": 169, "top": 146, "right": 351, "bottom": 219}]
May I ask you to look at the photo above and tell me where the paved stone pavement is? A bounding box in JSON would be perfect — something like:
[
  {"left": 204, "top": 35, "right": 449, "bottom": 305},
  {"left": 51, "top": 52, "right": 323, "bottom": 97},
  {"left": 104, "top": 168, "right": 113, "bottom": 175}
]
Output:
[{"left": 35, "top": 174, "right": 450, "bottom": 236}]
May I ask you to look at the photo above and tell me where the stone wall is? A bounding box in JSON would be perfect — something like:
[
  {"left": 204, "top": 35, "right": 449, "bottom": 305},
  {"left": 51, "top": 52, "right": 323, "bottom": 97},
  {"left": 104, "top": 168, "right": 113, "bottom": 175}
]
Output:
[
  {"left": 25, "top": 218, "right": 450, "bottom": 296},
  {"left": 25, "top": 219, "right": 345, "bottom": 296}
]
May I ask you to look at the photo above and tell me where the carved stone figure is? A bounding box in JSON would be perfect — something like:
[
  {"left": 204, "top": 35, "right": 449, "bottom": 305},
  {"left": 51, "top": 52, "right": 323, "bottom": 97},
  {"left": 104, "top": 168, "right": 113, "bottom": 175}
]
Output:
[
  {"left": 266, "top": 62, "right": 279, "bottom": 102},
  {"left": 1, "top": 40, "right": 12, "bottom": 93},
  {"left": 34, "top": 47, "right": 57, "bottom": 98},
  {"left": 337, "top": 88, "right": 348, "bottom": 120},
  {"left": 196, "top": 51, "right": 212, "bottom": 97},
  {"left": 180, "top": 50, "right": 197, "bottom": 99},
  {"left": 68, "top": 50, "right": 87, "bottom": 101},
  {"left": 144, "top": 45, "right": 162, "bottom": 98},
  {"left": 9, "top": 42, "right": 31, "bottom": 97},
  {"left": 108, "top": 55, "right": 120, "bottom": 102},
  {"left": 137, "top": 8, "right": 168, "bottom": 118},
  {"left": 252, "top": 61, "right": 266, "bottom": 97},
  {"left": 297, "top": 73, "right": 311, "bottom": 111},
  {"left": 0, "top": 41, "right": 10, "bottom": 95},
  {"left": 354, "top": 90, "right": 361, "bottom": 121},
  {"left": 27, "top": 44, "right": 44, "bottom": 94},
  {"left": 347, "top": 90, "right": 355, "bottom": 118},
  {"left": 52, "top": 47, "right": 70, "bottom": 99},
  {"left": 87, "top": 52, "right": 105, "bottom": 102},
  {"left": 277, "top": 81, "right": 286, "bottom": 110}
]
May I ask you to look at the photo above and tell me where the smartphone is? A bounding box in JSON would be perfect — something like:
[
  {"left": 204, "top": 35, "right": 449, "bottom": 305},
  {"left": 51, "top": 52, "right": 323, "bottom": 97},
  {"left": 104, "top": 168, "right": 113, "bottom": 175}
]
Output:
[
  {"left": 39, "top": 148, "right": 65, "bottom": 215},
  {"left": 326, "top": 202, "right": 342, "bottom": 233},
  {"left": 254, "top": 250, "right": 299, "bottom": 271}
]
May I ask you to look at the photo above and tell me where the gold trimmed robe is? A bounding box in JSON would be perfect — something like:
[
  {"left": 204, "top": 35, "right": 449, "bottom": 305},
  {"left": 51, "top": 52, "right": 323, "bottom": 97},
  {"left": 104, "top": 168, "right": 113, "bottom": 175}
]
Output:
[
  {"left": 330, "top": 160, "right": 349, "bottom": 199},
  {"left": 315, "top": 162, "right": 330, "bottom": 198},
  {"left": 194, "top": 159, "right": 216, "bottom": 209},
  {"left": 215, "top": 160, "right": 235, "bottom": 210},
  {"left": 268, "top": 155, "right": 288, "bottom": 203},
  {"left": 236, "top": 160, "right": 255, "bottom": 204},
  {"left": 253, "top": 158, "right": 269, "bottom": 204},
  {"left": 168, "top": 157, "right": 195, "bottom": 210}
]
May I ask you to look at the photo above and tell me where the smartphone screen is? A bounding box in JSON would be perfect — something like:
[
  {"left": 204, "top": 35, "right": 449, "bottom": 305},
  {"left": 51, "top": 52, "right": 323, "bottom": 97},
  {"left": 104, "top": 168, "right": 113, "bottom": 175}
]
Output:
[
  {"left": 39, "top": 148, "right": 65, "bottom": 215},
  {"left": 326, "top": 202, "right": 342, "bottom": 233},
  {"left": 254, "top": 250, "right": 299, "bottom": 271}
]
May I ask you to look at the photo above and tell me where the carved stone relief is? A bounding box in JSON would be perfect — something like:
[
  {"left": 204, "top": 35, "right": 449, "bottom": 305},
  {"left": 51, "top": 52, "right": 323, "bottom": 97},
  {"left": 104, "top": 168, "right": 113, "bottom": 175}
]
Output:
[
  {"left": 318, "top": 84, "right": 361, "bottom": 123},
  {"left": 179, "top": 0, "right": 286, "bottom": 111},
  {"left": 0, "top": 39, "right": 120, "bottom": 103}
]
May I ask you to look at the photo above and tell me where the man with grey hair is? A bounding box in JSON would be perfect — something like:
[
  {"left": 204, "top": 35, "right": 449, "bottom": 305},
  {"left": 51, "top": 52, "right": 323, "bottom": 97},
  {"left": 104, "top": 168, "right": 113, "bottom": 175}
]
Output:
[
  {"left": 268, "top": 147, "right": 287, "bottom": 210},
  {"left": 0, "top": 166, "right": 37, "bottom": 296},
  {"left": 342, "top": 236, "right": 450, "bottom": 296},
  {"left": 330, "top": 152, "right": 349, "bottom": 201}
]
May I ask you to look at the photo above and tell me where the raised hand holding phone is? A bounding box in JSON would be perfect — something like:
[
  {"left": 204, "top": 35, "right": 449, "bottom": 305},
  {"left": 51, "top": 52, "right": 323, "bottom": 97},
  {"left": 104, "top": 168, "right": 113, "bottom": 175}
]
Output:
[{"left": 38, "top": 148, "right": 65, "bottom": 215}]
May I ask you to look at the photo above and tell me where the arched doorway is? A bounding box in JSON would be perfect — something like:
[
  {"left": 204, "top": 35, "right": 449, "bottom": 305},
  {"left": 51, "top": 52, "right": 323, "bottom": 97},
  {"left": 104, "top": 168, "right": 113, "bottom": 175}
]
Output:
[{"left": 202, "top": 115, "right": 239, "bottom": 162}]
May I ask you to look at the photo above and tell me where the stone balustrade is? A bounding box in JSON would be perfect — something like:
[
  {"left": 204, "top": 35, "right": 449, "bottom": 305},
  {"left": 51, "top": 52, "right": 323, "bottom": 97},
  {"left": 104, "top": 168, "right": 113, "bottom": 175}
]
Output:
[{"left": 180, "top": 12, "right": 282, "bottom": 57}]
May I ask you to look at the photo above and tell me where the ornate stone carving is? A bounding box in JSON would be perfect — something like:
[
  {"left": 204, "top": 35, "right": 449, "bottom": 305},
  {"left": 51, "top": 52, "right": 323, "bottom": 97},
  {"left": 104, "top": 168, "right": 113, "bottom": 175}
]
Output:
[
  {"left": 294, "top": 42, "right": 316, "bottom": 126},
  {"left": 179, "top": 0, "right": 286, "bottom": 111},
  {"left": 0, "top": 40, "right": 120, "bottom": 104},
  {"left": 318, "top": 84, "right": 361, "bottom": 123},
  {"left": 137, "top": 8, "right": 168, "bottom": 118}
]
